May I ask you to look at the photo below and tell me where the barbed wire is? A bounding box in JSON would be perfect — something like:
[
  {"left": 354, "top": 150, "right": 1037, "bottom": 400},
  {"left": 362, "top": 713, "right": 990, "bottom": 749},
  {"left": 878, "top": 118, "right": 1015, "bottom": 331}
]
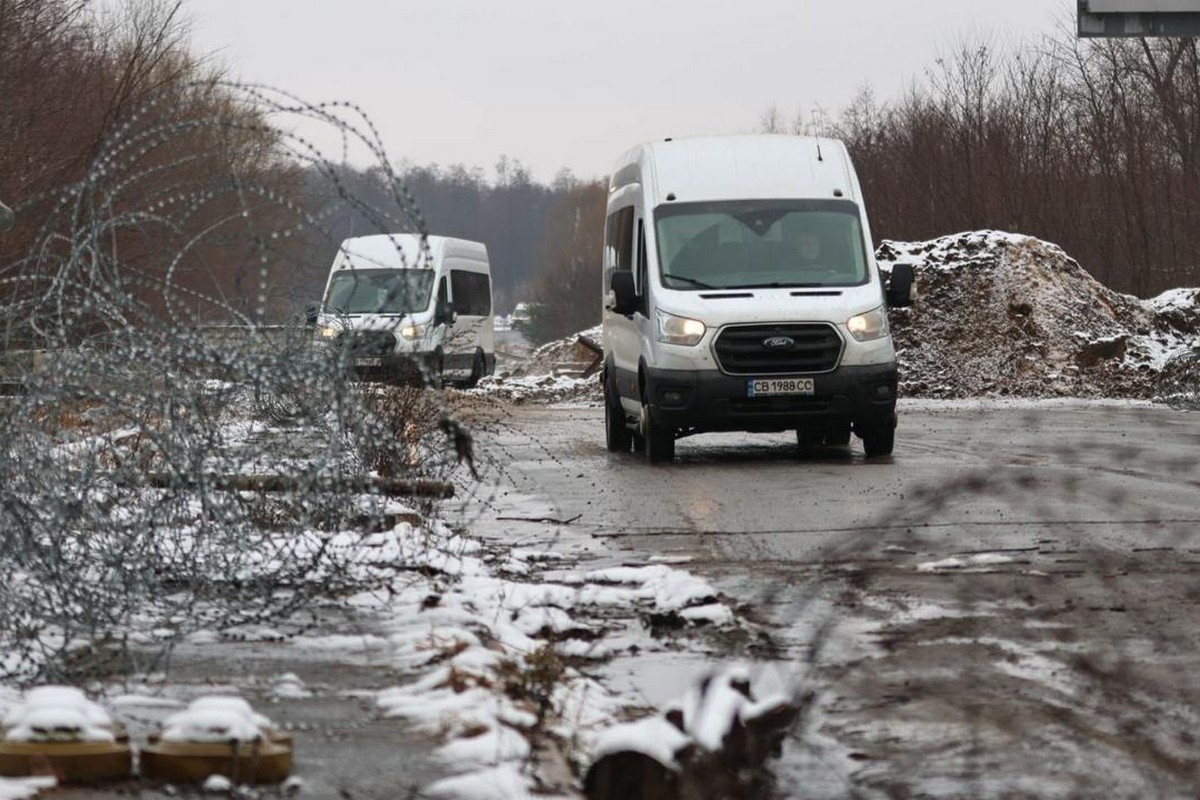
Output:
[{"left": 0, "top": 82, "right": 466, "bottom": 684}]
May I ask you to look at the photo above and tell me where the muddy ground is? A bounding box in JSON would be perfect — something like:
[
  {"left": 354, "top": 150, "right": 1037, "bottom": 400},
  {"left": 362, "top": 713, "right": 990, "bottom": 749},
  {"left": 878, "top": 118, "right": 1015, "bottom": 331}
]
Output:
[{"left": 480, "top": 398, "right": 1200, "bottom": 797}]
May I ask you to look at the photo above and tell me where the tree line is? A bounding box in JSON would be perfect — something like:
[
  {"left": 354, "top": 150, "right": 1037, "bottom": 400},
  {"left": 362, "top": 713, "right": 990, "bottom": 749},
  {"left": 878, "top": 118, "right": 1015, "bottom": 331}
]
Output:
[
  {"left": 0, "top": 0, "right": 311, "bottom": 342},
  {"left": 767, "top": 32, "right": 1200, "bottom": 298}
]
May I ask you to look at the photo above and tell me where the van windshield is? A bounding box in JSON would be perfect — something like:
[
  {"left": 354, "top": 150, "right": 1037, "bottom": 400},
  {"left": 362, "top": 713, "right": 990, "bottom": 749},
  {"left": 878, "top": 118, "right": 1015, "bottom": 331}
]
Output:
[
  {"left": 323, "top": 269, "right": 434, "bottom": 315},
  {"left": 655, "top": 199, "right": 869, "bottom": 290}
]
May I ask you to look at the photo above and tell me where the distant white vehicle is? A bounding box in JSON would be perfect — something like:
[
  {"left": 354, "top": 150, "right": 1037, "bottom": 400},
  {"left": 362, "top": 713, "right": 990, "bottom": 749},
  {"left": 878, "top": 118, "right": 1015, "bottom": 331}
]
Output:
[
  {"left": 601, "top": 134, "right": 913, "bottom": 462},
  {"left": 510, "top": 302, "right": 533, "bottom": 329},
  {"left": 315, "top": 234, "right": 495, "bottom": 387}
]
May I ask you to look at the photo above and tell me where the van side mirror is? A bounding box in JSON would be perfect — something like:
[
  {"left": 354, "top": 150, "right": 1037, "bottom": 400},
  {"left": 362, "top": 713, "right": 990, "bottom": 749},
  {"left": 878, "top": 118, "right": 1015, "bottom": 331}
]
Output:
[
  {"left": 885, "top": 263, "right": 914, "bottom": 308},
  {"left": 0, "top": 202, "right": 13, "bottom": 234},
  {"left": 435, "top": 301, "right": 457, "bottom": 325},
  {"left": 304, "top": 302, "right": 320, "bottom": 326},
  {"left": 609, "top": 270, "right": 636, "bottom": 316}
]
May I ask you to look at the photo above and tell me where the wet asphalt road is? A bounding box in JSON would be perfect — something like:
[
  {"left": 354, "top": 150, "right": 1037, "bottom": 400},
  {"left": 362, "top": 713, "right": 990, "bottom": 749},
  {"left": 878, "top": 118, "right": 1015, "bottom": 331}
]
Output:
[
  {"left": 486, "top": 399, "right": 1200, "bottom": 797},
  {"left": 491, "top": 400, "right": 1200, "bottom": 563}
]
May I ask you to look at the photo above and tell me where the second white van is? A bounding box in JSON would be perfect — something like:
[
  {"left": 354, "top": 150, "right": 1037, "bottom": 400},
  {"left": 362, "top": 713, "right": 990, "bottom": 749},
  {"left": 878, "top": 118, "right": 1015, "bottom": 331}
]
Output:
[{"left": 315, "top": 234, "right": 495, "bottom": 387}]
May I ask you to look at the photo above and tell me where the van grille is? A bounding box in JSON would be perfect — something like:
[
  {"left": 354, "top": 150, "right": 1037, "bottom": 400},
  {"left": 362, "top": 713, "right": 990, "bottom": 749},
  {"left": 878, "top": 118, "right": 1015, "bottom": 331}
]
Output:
[
  {"left": 336, "top": 330, "right": 397, "bottom": 356},
  {"left": 714, "top": 323, "right": 842, "bottom": 375}
]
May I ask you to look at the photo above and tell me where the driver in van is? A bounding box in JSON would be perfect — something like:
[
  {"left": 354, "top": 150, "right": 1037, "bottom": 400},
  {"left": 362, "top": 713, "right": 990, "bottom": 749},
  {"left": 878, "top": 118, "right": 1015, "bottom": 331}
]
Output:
[{"left": 797, "top": 230, "right": 822, "bottom": 263}]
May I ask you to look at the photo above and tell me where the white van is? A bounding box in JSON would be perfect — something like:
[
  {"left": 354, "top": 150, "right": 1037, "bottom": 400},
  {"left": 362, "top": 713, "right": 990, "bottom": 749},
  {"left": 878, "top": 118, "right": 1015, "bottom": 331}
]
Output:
[
  {"left": 601, "top": 134, "right": 913, "bottom": 462},
  {"left": 315, "top": 234, "right": 495, "bottom": 387}
]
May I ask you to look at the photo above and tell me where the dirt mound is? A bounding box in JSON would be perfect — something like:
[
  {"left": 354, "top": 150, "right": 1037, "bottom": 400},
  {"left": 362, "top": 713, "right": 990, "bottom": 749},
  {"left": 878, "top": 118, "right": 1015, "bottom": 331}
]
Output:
[
  {"left": 878, "top": 231, "right": 1200, "bottom": 399},
  {"left": 470, "top": 325, "right": 602, "bottom": 403},
  {"left": 515, "top": 324, "right": 603, "bottom": 377}
]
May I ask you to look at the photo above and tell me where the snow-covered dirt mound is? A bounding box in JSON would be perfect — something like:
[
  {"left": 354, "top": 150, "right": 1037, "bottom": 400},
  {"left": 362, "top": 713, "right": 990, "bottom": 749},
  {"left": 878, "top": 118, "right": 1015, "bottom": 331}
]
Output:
[
  {"left": 878, "top": 231, "right": 1200, "bottom": 399},
  {"left": 472, "top": 325, "right": 603, "bottom": 403}
]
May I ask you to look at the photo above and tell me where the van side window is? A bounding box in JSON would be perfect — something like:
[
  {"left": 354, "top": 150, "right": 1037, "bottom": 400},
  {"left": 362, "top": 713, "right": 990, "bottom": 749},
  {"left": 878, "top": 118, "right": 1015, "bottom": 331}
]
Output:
[
  {"left": 636, "top": 218, "right": 648, "bottom": 316},
  {"left": 604, "top": 206, "right": 635, "bottom": 290},
  {"left": 437, "top": 277, "right": 448, "bottom": 309},
  {"left": 451, "top": 270, "right": 492, "bottom": 316}
]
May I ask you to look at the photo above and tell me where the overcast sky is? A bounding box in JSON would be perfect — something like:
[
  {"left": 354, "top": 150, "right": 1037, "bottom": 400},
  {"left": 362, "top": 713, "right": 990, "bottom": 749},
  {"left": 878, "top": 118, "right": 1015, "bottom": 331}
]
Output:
[{"left": 182, "top": 0, "right": 1075, "bottom": 182}]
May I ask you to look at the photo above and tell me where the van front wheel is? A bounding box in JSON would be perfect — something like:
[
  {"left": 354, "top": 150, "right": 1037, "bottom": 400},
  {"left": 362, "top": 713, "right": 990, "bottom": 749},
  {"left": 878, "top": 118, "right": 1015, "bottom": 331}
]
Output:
[
  {"left": 604, "top": 377, "right": 633, "bottom": 453},
  {"left": 464, "top": 350, "right": 487, "bottom": 388},
  {"left": 426, "top": 351, "right": 444, "bottom": 390},
  {"left": 860, "top": 425, "right": 895, "bottom": 458},
  {"left": 642, "top": 401, "right": 675, "bottom": 463}
]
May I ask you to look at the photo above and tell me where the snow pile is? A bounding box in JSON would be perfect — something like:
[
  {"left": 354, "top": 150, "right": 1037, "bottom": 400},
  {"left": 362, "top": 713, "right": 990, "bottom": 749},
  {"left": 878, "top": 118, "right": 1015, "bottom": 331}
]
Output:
[
  {"left": 878, "top": 231, "right": 1200, "bottom": 398},
  {"left": 0, "top": 778, "right": 55, "bottom": 800},
  {"left": 160, "top": 696, "right": 273, "bottom": 743},
  {"left": 2, "top": 686, "right": 115, "bottom": 743},
  {"left": 584, "top": 667, "right": 798, "bottom": 797},
  {"left": 520, "top": 325, "right": 603, "bottom": 376},
  {"left": 472, "top": 325, "right": 603, "bottom": 403},
  {"left": 473, "top": 372, "right": 599, "bottom": 404}
]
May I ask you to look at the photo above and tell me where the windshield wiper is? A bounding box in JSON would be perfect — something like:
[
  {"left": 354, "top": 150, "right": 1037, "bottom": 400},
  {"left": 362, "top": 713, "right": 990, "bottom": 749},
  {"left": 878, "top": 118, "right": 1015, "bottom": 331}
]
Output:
[{"left": 663, "top": 274, "right": 718, "bottom": 289}]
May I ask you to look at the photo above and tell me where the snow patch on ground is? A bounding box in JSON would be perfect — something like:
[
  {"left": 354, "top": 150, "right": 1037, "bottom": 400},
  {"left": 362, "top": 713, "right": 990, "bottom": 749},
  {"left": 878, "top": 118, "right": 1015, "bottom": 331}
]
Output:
[
  {"left": 0, "top": 778, "right": 56, "bottom": 800},
  {"left": 363, "top": 523, "right": 739, "bottom": 794},
  {"left": 916, "top": 553, "right": 1018, "bottom": 572}
]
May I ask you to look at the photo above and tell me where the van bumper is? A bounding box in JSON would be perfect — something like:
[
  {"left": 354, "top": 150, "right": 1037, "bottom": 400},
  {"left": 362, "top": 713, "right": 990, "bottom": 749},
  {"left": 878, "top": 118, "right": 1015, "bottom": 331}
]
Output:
[
  {"left": 342, "top": 352, "right": 439, "bottom": 384},
  {"left": 643, "top": 364, "right": 898, "bottom": 433}
]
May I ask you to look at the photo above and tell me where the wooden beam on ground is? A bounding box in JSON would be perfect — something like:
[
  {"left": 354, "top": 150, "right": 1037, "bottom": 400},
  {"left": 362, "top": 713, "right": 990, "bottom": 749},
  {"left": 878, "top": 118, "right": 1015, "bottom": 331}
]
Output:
[{"left": 133, "top": 473, "right": 455, "bottom": 498}]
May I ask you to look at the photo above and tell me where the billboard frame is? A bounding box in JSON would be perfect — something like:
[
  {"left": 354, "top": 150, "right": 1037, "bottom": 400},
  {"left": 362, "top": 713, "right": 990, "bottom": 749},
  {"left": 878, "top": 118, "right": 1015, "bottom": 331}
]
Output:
[{"left": 1079, "top": 0, "right": 1200, "bottom": 36}]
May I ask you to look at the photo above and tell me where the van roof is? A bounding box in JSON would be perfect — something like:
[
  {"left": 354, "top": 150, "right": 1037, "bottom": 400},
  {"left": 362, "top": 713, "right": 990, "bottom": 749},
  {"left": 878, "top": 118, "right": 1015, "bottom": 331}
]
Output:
[
  {"left": 334, "top": 234, "right": 487, "bottom": 271},
  {"left": 611, "top": 134, "right": 857, "bottom": 205}
]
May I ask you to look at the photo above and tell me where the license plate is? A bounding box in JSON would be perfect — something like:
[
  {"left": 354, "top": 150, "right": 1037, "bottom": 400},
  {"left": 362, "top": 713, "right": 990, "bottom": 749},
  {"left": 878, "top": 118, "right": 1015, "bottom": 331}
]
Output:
[
  {"left": 747, "top": 377, "right": 814, "bottom": 397},
  {"left": 355, "top": 357, "right": 382, "bottom": 367}
]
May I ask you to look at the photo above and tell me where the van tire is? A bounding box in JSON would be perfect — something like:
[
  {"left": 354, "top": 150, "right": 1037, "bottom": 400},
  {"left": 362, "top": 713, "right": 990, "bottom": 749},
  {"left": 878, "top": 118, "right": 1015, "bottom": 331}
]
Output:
[
  {"left": 464, "top": 350, "right": 487, "bottom": 388},
  {"left": 427, "top": 351, "right": 444, "bottom": 390},
  {"left": 861, "top": 426, "right": 894, "bottom": 458},
  {"left": 642, "top": 401, "right": 675, "bottom": 463},
  {"left": 604, "top": 374, "right": 633, "bottom": 453}
]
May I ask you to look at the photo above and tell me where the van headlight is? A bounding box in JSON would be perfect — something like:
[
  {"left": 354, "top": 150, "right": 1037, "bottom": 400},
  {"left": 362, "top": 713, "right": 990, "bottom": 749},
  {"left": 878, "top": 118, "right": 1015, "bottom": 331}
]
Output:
[
  {"left": 400, "top": 323, "right": 424, "bottom": 340},
  {"left": 316, "top": 324, "right": 338, "bottom": 340},
  {"left": 846, "top": 306, "right": 889, "bottom": 342},
  {"left": 656, "top": 311, "right": 706, "bottom": 346}
]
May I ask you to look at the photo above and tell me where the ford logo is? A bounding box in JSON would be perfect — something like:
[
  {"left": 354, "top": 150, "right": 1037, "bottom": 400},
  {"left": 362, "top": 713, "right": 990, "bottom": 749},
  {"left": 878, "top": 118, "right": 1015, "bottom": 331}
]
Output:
[{"left": 762, "top": 336, "right": 795, "bottom": 350}]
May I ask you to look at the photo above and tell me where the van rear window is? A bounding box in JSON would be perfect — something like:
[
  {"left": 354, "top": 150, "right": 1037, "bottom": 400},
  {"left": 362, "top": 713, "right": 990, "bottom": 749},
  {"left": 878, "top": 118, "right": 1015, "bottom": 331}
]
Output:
[{"left": 655, "top": 199, "right": 869, "bottom": 290}]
